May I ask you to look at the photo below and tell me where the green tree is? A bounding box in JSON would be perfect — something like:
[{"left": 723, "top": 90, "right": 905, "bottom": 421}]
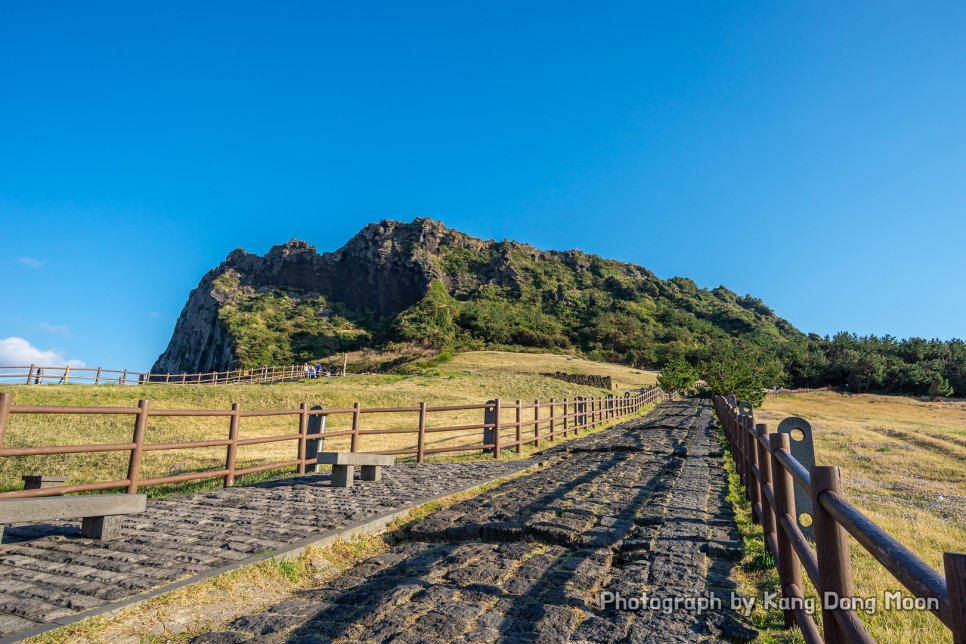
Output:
[
  {"left": 394, "top": 281, "right": 457, "bottom": 349},
  {"left": 699, "top": 341, "right": 774, "bottom": 407},
  {"left": 658, "top": 358, "right": 699, "bottom": 394}
]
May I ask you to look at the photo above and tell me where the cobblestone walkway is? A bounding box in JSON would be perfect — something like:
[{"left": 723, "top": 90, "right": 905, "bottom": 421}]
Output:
[
  {"left": 0, "top": 461, "right": 532, "bottom": 640},
  {"left": 189, "top": 401, "right": 756, "bottom": 643}
]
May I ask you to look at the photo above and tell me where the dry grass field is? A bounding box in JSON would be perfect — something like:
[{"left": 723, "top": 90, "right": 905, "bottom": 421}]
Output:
[
  {"left": 744, "top": 392, "right": 966, "bottom": 643},
  {"left": 0, "top": 351, "right": 658, "bottom": 495}
]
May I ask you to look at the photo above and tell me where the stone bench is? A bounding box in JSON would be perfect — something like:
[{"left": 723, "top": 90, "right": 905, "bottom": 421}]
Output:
[
  {"left": 0, "top": 494, "right": 147, "bottom": 542},
  {"left": 315, "top": 452, "right": 395, "bottom": 487}
]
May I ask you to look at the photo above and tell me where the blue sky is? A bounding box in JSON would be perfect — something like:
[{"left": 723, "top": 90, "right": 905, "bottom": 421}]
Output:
[{"left": 2, "top": 1, "right": 964, "bottom": 371}]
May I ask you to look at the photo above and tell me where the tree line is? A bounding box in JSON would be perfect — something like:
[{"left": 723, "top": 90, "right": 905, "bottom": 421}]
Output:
[{"left": 660, "top": 333, "right": 966, "bottom": 405}]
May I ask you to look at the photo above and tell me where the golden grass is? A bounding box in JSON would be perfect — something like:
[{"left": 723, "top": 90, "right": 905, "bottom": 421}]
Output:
[
  {"left": 743, "top": 392, "right": 966, "bottom": 643},
  {"left": 0, "top": 351, "right": 653, "bottom": 495},
  {"left": 447, "top": 350, "right": 659, "bottom": 390}
]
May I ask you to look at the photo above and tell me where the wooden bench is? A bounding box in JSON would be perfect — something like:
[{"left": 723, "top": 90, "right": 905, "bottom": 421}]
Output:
[
  {"left": 315, "top": 452, "right": 395, "bottom": 487},
  {"left": 0, "top": 494, "right": 147, "bottom": 542}
]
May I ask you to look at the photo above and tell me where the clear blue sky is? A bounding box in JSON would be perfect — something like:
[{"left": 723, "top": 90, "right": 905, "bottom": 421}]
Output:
[{"left": 2, "top": 1, "right": 964, "bottom": 371}]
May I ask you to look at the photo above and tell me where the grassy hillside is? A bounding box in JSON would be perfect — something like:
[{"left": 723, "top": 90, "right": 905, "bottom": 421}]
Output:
[
  {"left": 0, "top": 352, "right": 657, "bottom": 495},
  {"left": 745, "top": 392, "right": 966, "bottom": 643}
]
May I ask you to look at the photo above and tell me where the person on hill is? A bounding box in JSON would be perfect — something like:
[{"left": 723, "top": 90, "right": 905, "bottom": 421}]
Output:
[
  {"left": 315, "top": 363, "right": 322, "bottom": 378},
  {"left": 304, "top": 364, "right": 312, "bottom": 379}
]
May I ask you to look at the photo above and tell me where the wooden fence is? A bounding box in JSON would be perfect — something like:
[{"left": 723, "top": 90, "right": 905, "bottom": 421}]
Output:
[
  {"left": 714, "top": 394, "right": 966, "bottom": 644},
  {"left": 0, "top": 388, "right": 665, "bottom": 499},
  {"left": 0, "top": 364, "right": 317, "bottom": 386}
]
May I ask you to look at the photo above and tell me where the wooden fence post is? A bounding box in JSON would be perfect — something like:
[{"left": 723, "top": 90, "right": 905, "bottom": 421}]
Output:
[
  {"left": 736, "top": 408, "right": 747, "bottom": 488},
  {"left": 533, "top": 399, "right": 540, "bottom": 447},
  {"left": 945, "top": 552, "right": 966, "bottom": 644},
  {"left": 756, "top": 423, "right": 777, "bottom": 557},
  {"left": 492, "top": 398, "right": 502, "bottom": 459},
  {"left": 126, "top": 400, "right": 150, "bottom": 494},
  {"left": 225, "top": 403, "right": 241, "bottom": 486},
  {"left": 770, "top": 432, "right": 802, "bottom": 629},
  {"left": 0, "top": 392, "right": 11, "bottom": 450},
  {"left": 417, "top": 402, "right": 427, "bottom": 463},
  {"left": 549, "top": 398, "right": 556, "bottom": 441},
  {"left": 26, "top": 364, "right": 35, "bottom": 384},
  {"left": 297, "top": 403, "right": 308, "bottom": 475},
  {"left": 811, "top": 466, "right": 854, "bottom": 644},
  {"left": 746, "top": 416, "right": 760, "bottom": 522},
  {"left": 515, "top": 400, "right": 522, "bottom": 454},
  {"left": 350, "top": 402, "right": 361, "bottom": 453},
  {"left": 562, "top": 398, "right": 569, "bottom": 436}
]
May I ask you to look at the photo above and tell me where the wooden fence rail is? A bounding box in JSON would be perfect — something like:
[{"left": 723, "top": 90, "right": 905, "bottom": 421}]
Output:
[
  {"left": 0, "top": 364, "right": 322, "bottom": 386},
  {"left": 0, "top": 388, "right": 665, "bottom": 499},
  {"left": 714, "top": 394, "right": 966, "bottom": 644}
]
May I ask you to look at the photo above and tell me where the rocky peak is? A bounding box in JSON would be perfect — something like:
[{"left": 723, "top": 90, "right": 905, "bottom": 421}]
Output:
[{"left": 152, "top": 219, "right": 464, "bottom": 374}]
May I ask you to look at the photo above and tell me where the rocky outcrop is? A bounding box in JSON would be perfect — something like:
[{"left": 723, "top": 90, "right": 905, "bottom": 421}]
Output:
[
  {"left": 153, "top": 217, "right": 804, "bottom": 376},
  {"left": 153, "top": 219, "right": 467, "bottom": 374},
  {"left": 542, "top": 372, "right": 614, "bottom": 390}
]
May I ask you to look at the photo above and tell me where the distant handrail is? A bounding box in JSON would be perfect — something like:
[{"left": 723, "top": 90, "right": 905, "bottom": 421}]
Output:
[
  {"left": 0, "top": 363, "right": 338, "bottom": 386},
  {"left": 713, "top": 395, "right": 966, "bottom": 643},
  {"left": 0, "top": 387, "right": 667, "bottom": 499}
]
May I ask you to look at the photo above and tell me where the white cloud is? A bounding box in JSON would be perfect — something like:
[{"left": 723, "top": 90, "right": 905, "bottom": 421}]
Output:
[
  {"left": 17, "top": 257, "right": 43, "bottom": 268},
  {"left": 36, "top": 322, "right": 72, "bottom": 337},
  {"left": 0, "top": 337, "right": 86, "bottom": 367}
]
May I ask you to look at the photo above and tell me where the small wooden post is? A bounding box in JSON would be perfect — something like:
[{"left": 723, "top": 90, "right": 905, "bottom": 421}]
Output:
[
  {"left": 297, "top": 403, "right": 308, "bottom": 475},
  {"left": 0, "top": 392, "right": 12, "bottom": 450},
  {"left": 746, "top": 417, "right": 760, "bottom": 522},
  {"left": 562, "top": 398, "right": 569, "bottom": 436},
  {"left": 756, "top": 423, "right": 777, "bottom": 557},
  {"left": 126, "top": 400, "right": 150, "bottom": 494},
  {"left": 744, "top": 409, "right": 749, "bottom": 488},
  {"left": 492, "top": 399, "right": 502, "bottom": 459},
  {"left": 515, "top": 400, "right": 522, "bottom": 454},
  {"left": 811, "top": 466, "right": 854, "bottom": 644},
  {"left": 771, "top": 432, "right": 802, "bottom": 629},
  {"left": 62, "top": 366, "right": 70, "bottom": 384},
  {"left": 945, "top": 552, "right": 966, "bottom": 644},
  {"left": 350, "top": 402, "right": 361, "bottom": 453},
  {"left": 225, "top": 403, "right": 241, "bottom": 486},
  {"left": 533, "top": 399, "right": 540, "bottom": 447},
  {"left": 416, "top": 402, "right": 427, "bottom": 463},
  {"left": 26, "top": 364, "right": 35, "bottom": 384},
  {"left": 549, "top": 398, "right": 556, "bottom": 441},
  {"left": 121, "top": 369, "right": 128, "bottom": 385},
  {"left": 94, "top": 367, "right": 102, "bottom": 385}
]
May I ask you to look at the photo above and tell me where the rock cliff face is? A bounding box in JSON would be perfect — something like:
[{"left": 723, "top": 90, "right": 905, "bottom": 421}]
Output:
[
  {"left": 154, "top": 217, "right": 802, "bottom": 375},
  {"left": 152, "top": 219, "right": 480, "bottom": 374}
]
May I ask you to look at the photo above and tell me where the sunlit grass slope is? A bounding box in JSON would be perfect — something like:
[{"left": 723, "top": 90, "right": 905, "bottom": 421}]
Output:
[
  {"left": 0, "top": 351, "right": 657, "bottom": 494},
  {"left": 747, "top": 392, "right": 966, "bottom": 643}
]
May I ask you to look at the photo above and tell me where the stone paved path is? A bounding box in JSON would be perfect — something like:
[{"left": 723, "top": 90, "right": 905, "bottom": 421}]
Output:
[
  {"left": 0, "top": 460, "right": 531, "bottom": 641},
  {"left": 188, "top": 401, "right": 757, "bottom": 643}
]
